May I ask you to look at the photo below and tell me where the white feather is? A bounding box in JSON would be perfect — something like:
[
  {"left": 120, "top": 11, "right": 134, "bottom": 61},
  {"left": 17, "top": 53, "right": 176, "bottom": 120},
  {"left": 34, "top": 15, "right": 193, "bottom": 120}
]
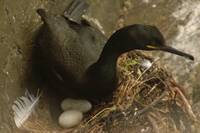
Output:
[{"left": 12, "top": 89, "right": 41, "bottom": 128}]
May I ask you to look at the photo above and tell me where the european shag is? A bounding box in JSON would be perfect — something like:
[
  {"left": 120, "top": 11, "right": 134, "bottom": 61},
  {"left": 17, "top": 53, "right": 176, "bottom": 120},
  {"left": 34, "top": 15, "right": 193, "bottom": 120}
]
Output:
[{"left": 36, "top": 0, "right": 194, "bottom": 102}]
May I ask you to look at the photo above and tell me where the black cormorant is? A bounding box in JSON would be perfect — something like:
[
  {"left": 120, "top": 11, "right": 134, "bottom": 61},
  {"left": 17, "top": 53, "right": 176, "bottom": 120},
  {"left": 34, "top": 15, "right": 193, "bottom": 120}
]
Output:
[{"left": 36, "top": 0, "right": 194, "bottom": 102}]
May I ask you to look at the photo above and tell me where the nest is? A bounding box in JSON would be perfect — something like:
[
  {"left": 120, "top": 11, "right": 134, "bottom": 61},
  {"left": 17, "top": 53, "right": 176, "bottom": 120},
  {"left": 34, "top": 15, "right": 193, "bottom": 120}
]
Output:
[{"left": 18, "top": 52, "right": 197, "bottom": 133}]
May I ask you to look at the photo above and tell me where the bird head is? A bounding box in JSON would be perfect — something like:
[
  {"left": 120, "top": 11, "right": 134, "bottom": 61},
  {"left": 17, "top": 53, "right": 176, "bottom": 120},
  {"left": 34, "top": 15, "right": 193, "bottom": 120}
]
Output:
[{"left": 111, "top": 24, "right": 194, "bottom": 60}]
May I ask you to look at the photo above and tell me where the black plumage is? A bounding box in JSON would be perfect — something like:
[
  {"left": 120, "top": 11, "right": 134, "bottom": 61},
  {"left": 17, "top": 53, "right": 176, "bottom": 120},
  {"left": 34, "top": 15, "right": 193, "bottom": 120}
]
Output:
[{"left": 36, "top": 0, "right": 194, "bottom": 102}]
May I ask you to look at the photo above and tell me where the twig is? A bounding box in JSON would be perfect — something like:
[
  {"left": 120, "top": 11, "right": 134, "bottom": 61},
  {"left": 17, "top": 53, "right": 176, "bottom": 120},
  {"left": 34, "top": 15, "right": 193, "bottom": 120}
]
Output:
[
  {"left": 131, "top": 90, "right": 168, "bottom": 119},
  {"left": 147, "top": 115, "right": 160, "bottom": 133},
  {"left": 84, "top": 106, "right": 117, "bottom": 126},
  {"left": 168, "top": 79, "right": 197, "bottom": 121}
]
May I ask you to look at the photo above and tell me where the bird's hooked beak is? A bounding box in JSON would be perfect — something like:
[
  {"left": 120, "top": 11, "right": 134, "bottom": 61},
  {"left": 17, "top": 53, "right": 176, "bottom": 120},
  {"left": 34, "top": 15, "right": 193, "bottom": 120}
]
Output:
[
  {"left": 146, "top": 45, "right": 194, "bottom": 60},
  {"left": 158, "top": 45, "right": 194, "bottom": 60}
]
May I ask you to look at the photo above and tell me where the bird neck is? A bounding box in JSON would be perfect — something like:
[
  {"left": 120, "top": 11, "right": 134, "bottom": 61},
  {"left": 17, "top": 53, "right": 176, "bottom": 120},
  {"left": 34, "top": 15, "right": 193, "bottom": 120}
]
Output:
[
  {"left": 96, "top": 53, "right": 118, "bottom": 79},
  {"left": 86, "top": 40, "right": 121, "bottom": 84},
  {"left": 87, "top": 55, "right": 117, "bottom": 84}
]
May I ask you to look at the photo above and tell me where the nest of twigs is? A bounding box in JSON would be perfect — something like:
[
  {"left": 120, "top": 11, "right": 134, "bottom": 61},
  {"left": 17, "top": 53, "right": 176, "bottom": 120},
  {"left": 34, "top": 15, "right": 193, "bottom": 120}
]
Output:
[{"left": 19, "top": 52, "right": 197, "bottom": 133}]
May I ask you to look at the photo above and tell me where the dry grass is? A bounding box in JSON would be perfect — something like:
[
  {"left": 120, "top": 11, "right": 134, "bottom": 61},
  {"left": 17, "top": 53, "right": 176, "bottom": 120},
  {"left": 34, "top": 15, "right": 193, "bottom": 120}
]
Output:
[{"left": 18, "top": 52, "right": 198, "bottom": 133}]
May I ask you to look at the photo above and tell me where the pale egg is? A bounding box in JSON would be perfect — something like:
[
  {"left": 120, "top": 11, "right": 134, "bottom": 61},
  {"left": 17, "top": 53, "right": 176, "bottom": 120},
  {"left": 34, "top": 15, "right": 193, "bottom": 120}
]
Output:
[
  {"left": 58, "top": 110, "right": 83, "bottom": 128},
  {"left": 61, "top": 98, "right": 92, "bottom": 113}
]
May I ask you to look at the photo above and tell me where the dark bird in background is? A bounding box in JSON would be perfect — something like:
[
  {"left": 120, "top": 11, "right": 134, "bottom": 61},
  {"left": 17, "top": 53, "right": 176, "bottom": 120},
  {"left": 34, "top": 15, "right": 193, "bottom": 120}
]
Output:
[{"left": 36, "top": 0, "right": 194, "bottom": 103}]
